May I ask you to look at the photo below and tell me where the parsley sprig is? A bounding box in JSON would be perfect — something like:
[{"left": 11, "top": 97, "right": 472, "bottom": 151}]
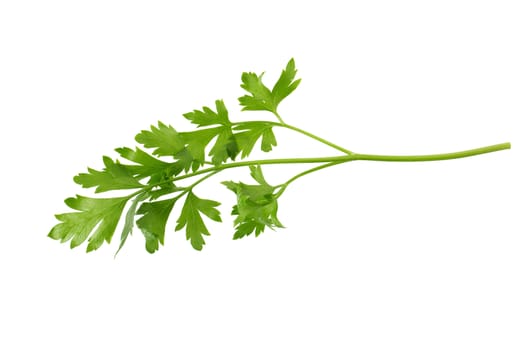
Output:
[{"left": 49, "top": 59, "right": 511, "bottom": 254}]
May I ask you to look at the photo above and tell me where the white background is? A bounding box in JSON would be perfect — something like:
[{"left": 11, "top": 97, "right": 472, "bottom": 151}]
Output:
[{"left": 1, "top": 1, "right": 524, "bottom": 349}]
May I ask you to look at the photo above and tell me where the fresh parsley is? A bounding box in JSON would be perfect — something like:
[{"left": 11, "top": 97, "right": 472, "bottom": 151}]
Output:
[{"left": 49, "top": 59, "right": 511, "bottom": 254}]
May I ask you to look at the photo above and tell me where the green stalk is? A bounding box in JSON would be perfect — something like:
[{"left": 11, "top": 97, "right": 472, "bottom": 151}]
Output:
[
  {"left": 187, "top": 170, "right": 221, "bottom": 190},
  {"left": 279, "top": 123, "right": 354, "bottom": 155},
  {"left": 147, "top": 142, "right": 510, "bottom": 192},
  {"left": 231, "top": 120, "right": 353, "bottom": 155},
  {"left": 273, "top": 111, "right": 286, "bottom": 125},
  {"left": 275, "top": 161, "right": 344, "bottom": 198},
  {"left": 351, "top": 142, "right": 511, "bottom": 162},
  {"left": 283, "top": 161, "right": 344, "bottom": 186}
]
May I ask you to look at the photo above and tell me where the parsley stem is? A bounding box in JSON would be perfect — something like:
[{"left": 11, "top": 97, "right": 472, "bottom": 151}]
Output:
[
  {"left": 145, "top": 142, "right": 510, "bottom": 193},
  {"left": 230, "top": 120, "right": 353, "bottom": 154},
  {"left": 273, "top": 111, "right": 286, "bottom": 124},
  {"left": 351, "top": 142, "right": 511, "bottom": 162},
  {"left": 173, "top": 156, "right": 353, "bottom": 183},
  {"left": 284, "top": 161, "right": 344, "bottom": 186},
  {"left": 188, "top": 170, "right": 221, "bottom": 190},
  {"left": 278, "top": 123, "right": 354, "bottom": 155},
  {"left": 275, "top": 161, "right": 345, "bottom": 198}
]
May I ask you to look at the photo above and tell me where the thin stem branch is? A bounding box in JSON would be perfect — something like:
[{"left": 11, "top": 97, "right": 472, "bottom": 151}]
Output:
[
  {"left": 187, "top": 170, "right": 221, "bottom": 190},
  {"left": 279, "top": 123, "right": 354, "bottom": 155},
  {"left": 273, "top": 111, "right": 286, "bottom": 124},
  {"left": 275, "top": 161, "right": 344, "bottom": 198},
  {"left": 230, "top": 120, "right": 353, "bottom": 155}
]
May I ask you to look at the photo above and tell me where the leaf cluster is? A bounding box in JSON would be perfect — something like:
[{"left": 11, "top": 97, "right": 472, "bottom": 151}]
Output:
[
  {"left": 49, "top": 59, "right": 300, "bottom": 254},
  {"left": 223, "top": 166, "right": 284, "bottom": 239}
]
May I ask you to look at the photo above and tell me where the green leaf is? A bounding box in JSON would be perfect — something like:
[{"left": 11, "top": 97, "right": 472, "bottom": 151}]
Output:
[
  {"left": 222, "top": 166, "right": 284, "bottom": 239},
  {"left": 135, "top": 122, "right": 185, "bottom": 157},
  {"left": 175, "top": 192, "right": 222, "bottom": 251},
  {"left": 136, "top": 197, "right": 177, "bottom": 253},
  {"left": 183, "top": 100, "right": 231, "bottom": 127},
  {"left": 238, "top": 72, "right": 274, "bottom": 112},
  {"left": 115, "top": 192, "right": 148, "bottom": 256},
  {"left": 115, "top": 147, "right": 183, "bottom": 192},
  {"left": 249, "top": 164, "right": 270, "bottom": 186},
  {"left": 183, "top": 100, "right": 239, "bottom": 166},
  {"left": 172, "top": 148, "right": 195, "bottom": 174},
  {"left": 115, "top": 147, "right": 173, "bottom": 178},
  {"left": 233, "top": 122, "right": 277, "bottom": 157},
  {"left": 148, "top": 182, "right": 180, "bottom": 200},
  {"left": 271, "top": 58, "right": 301, "bottom": 108},
  {"left": 208, "top": 129, "right": 239, "bottom": 165},
  {"left": 136, "top": 118, "right": 231, "bottom": 173},
  {"left": 49, "top": 195, "right": 129, "bottom": 252},
  {"left": 136, "top": 101, "right": 269, "bottom": 174},
  {"left": 74, "top": 156, "right": 144, "bottom": 193},
  {"left": 179, "top": 128, "right": 221, "bottom": 170},
  {"left": 135, "top": 119, "right": 236, "bottom": 172},
  {"left": 238, "top": 58, "right": 300, "bottom": 114}
]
